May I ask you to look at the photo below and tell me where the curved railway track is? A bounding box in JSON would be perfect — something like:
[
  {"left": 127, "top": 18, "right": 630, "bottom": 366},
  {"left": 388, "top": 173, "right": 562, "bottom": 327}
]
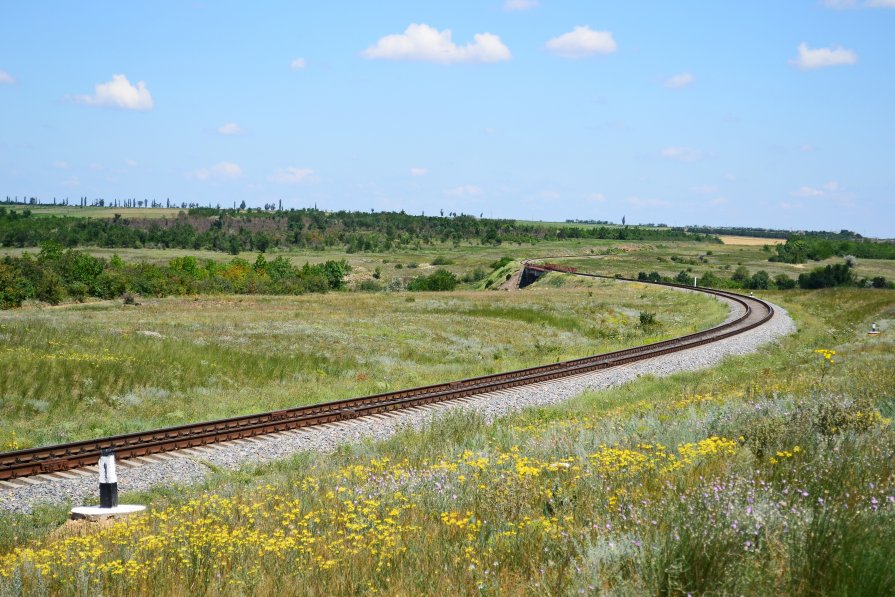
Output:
[{"left": 0, "top": 264, "right": 774, "bottom": 482}]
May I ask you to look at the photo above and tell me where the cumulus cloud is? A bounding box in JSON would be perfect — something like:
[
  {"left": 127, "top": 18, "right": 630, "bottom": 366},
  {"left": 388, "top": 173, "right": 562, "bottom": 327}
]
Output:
[
  {"left": 52, "top": 161, "right": 70, "bottom": 170},
  {"left": 866, "top": 0, "right": 895, "bottom": 6},
  {"left": 190, "top": 162, "right": 243, "bottom": 181},
  {"left": 363, "top": 24, "right": 511, "bottom": 64},
  {"left": 661, "top": 146, "right": 703, "bottom": 162},
  {"left": 791, "top": 43, "right": 857, "bottom": 70},
  {"left": 410, "top": 167, "right": 428, "bottom": 177},
  {"left": 587, "top": 193, "right": 607, "bottom": 203},
  {"left": 444, "top": 185, "right": 483, "bottom": 197},
  {"left": 218, "top": 122, "right": 244, "bottom": 135},
  {"left": 75, "top": 74, "right": 154, "bottom": 110},
  {"left": 665, "top": 72, "right": 695, "bottom": 88},
  {"left": 291, "top": 58, "right": 306, "bottom": 70},
  {"left": 691, "top": 185, "right": 718, "bottom": 194},
  {"left": 0, "top": 70, "right": 15, "bottom": 84},
  {"left": 546, "top": 26, "right": 617, "bottom": 58},
  {"left": 504, "top": 0, "right": 539, "bottom": 10},
  {"left": 269, "top": 167, "right": 318, "bottom": 184}
]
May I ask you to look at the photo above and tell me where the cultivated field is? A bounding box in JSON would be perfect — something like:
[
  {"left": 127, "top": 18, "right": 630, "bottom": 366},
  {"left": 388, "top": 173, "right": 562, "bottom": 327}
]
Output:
[
  {"left": 0, "top": 277, "right": 725, "bottom": 449},
  {"left": 718, "top": 235, "right": 786, "bottom": 245}
]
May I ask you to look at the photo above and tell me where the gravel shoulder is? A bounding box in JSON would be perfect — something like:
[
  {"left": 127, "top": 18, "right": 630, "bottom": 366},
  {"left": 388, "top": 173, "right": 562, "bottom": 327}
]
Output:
[{"left": 0, "top": 297, "right": 795, "bottom": 514}]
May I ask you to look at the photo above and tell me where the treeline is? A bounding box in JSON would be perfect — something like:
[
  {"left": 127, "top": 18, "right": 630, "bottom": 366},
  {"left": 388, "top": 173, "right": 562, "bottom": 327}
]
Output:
[
  {"left": 638, "top": 262, "right": 892, "bottom": 291},
  {"left": 0, "top": 207, "right": 720, "bottom": 254},
  {"left": 684, "top": 226, "right": 863, "bottom": 241},
  {"left": 0, "top": 245, "right": 349, "bottom": 309},
  {"left": 770, "top": 235, "right": 895, "bottom": 263}
]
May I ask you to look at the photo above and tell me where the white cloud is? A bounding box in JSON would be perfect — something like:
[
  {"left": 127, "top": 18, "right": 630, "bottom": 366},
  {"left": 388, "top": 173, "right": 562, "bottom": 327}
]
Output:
[
  {"left": 444, "top": 185, "right": 483, "bottom": 197},
  {"left": 546, "top": 26, "right": 617, "bottom": 58},
  {"left": 800, "top": 144, "right": 815, "bottom": 153},
  {"left": 661, "top": 146, "right": 703, "bottom": 162},
  {"left": 63, "top": 177, "right": 80, "bottom": 188},
  {"left": 823, "top": 181, "right": 841, "bottom": 192},
  {"left": 541, "top": 191, "right": 561, "bottom": 200},
  {"left": 125, "top": 159, "right": 138, "bottom": 167},
  {"left": 75, "top": 74, "right": 154, "bottom": 110},
  {"left": 866, "top": 0, "right": 895, "bottom": 6},
  {"left": 709, "top": 196, "right": 729, "bottom": 206},
  {"left": 190, "top": 162, "right": 243, "bottom": 181},
  {"left": 665, "top": 72, "right": 695, "bottom": 88},
  {"left": 291, "top": 58, "right": 306, "bottom": 70},
  {"left": 0, "top": 70, "right": 15, "bottom": 84},
  {"left": 691, "top": 185, "right": 718, "bottom": 194},
  {"left": 218, "top": 122, "right": 245, "bottom": 135},
  {"left": 363, "top": 24, "right": 511, "bottom": 64},
  {"left": 587, "top": 193, "right": 607, "bottom": 203},
  {"left": 52, "top": 161, "right": 70, "bottom": 170},
  {"left": 791, "top": 43, "right": 857, "bottom": 70},
  {"left": 626, "top": 196, "right": 670, "bottom": 207},
  {"left": 269, "top": 167, "right": 318, "bottom": 184},
  {"left": 792, "top": 185, "right": 825, "bottom": 197},
  {"left": 504, "top": 0, "right": 539, "bottom": 10},
  {"left": 410, "top": 167, "right": 428, "bottom": 177}
]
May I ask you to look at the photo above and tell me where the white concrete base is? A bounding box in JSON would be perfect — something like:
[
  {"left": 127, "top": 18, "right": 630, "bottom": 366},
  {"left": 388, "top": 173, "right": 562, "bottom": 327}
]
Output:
[{"left": 70, "top": 504, "right": 146, "bottom": 521}]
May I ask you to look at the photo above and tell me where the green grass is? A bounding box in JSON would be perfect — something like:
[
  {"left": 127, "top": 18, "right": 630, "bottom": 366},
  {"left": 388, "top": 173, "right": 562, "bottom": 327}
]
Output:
[
  {"left": 17, "top": 206, "right": 184, "bottom": 219},
  {"left": 1, "top": 287, "right": 893, "bottom": 595},
  {"left": 0, "top": 278, "right": 725, "bottom": 449}
]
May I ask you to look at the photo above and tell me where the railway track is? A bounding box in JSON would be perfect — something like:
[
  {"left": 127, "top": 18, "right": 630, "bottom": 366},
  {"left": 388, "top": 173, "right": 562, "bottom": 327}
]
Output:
[{"left": 0, "top": 264, "right": 774, "bottom": 484}]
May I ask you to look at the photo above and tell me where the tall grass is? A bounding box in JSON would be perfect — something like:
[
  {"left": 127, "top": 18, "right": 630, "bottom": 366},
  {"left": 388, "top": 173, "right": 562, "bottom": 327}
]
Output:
[
  {"left": 0, "top": 288, "right": 892, "bottom": 594},
  {"left": 0, "top": 282, "right": 724, "bottom": 448}
]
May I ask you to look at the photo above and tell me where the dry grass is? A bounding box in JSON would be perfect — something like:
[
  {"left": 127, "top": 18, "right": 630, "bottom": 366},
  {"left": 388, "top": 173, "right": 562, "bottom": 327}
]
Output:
[{"left": 718, "top": 235, "right": 786, "bottom": 246}]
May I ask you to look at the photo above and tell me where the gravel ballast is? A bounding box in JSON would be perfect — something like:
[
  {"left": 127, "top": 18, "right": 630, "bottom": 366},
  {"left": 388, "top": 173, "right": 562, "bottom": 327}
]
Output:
[{"left": 0, "top": 298, "right": 795, "bottom": 514}]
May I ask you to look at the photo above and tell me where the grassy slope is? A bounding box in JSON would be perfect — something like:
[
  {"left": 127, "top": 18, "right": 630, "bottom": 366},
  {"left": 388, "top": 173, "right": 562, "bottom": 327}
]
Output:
[
  {"left": 0, "top": 277, "right": 725, "bottom": 448},
  {"left": 1, "top": 287, "right": 893, "bottom": 595},
  {"left": 4, "top": 239, "right": 894, "bottom": 287}
]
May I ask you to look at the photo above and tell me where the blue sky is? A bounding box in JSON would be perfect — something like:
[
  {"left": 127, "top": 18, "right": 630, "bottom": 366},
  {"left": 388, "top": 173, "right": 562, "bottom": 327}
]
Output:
[{"left": 1, "top": 1, "right": 893, "bottom": 236}]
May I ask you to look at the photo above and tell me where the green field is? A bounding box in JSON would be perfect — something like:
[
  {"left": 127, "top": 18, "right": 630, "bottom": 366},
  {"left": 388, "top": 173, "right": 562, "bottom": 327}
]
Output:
[
  {"left": 2, "top": 230, "right": 895, "bottom": 595},
  {"left": 17, "top": 206, "right": 185, "bottom": 219},
  {"left": 1, "top": 285, "right": 893, "bottom": 595},
  {"left": 0, "top": 277, "right": 725, "bottom": 449}
]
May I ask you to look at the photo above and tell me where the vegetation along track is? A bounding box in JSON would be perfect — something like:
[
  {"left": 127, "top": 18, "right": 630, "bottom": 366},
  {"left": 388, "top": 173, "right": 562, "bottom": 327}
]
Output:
[{"left": 0, "top": 262, "right": 773, "bottom": 483}]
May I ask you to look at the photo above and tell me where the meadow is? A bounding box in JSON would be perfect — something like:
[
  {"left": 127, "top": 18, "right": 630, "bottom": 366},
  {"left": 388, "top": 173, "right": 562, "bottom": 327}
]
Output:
[
  {"left": 0, "top": 276, "right": 725, "bottom": 449},
  {"left": 4, "top": 238, "right": 893, "bottom": 289},
  {"left": 0, "top": 286, "right": 892, "bottom": 595}
]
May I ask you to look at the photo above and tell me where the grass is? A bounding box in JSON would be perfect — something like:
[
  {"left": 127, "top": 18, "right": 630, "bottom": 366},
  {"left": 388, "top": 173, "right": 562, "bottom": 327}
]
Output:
[
  {"left": 17, "top": 206, "right": 184, "bottom": 220},
  {"left": 0, "top": 286, "right": 893, "bottom": 595},
  {"left": 0, "top": 277, "right": 726, "bottom": 449}
]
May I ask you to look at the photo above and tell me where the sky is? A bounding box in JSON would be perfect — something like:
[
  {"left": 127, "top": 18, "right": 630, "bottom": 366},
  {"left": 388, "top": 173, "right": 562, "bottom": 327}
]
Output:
[{"left": 1, "top": 1, "right": 893, "bottom": 237}]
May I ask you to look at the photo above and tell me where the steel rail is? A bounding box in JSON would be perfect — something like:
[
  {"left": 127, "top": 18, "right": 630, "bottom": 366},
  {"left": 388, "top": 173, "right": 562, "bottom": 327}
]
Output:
[{"left": 0, "top": 264, "right": 773, "bottom": 481}]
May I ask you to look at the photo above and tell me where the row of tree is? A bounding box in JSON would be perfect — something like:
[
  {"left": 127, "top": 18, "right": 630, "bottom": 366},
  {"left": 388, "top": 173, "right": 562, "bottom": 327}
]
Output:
[
  {"left": 770, "top": 235, "right": 895, "bottom": 263},
  {"left": 638, "top": 262, "right": 891, "bottom": 291},
  {"left": 0, "top": 207, "right": 721, "bottom": 254},
  {"left": 0, "top": 244, "right": 349, "bottom": 309}
]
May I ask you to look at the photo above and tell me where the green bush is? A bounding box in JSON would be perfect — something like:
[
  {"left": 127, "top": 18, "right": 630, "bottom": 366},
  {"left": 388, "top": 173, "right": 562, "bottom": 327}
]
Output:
[{"left": 407, "top": 269, "right": 460, "bottom": 291}]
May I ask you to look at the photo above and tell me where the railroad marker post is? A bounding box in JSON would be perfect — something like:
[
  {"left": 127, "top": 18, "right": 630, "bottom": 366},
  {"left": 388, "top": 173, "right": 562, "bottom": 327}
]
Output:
[
  {"left": 70, "top": 450, "right": 146, "bottom": 521},
  {"left": 99, "top": 449, "right": 118, "bottom": 508}
]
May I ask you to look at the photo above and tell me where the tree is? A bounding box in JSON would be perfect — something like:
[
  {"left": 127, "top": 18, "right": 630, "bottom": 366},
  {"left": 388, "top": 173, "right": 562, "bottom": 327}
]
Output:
[{"left": 732, "top": 266, "right": 751, "bottom": 285}]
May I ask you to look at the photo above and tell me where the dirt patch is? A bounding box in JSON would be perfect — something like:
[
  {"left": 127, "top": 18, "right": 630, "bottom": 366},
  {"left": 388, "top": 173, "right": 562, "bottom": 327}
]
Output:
[{"left": 719, "top": 236, "right": 786, "bottom": 246}]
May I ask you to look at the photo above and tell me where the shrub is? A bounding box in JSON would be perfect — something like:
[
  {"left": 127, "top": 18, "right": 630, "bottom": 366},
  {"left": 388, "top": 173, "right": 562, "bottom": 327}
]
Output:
[
  {"left": 490, "top": 256, "right": 513, "bottom": 270},
  {"left": 407, "top": 269, "right": 460, "bottom": 292},
  {"left": 430, "top": 256, "right": 454, "bottom": 266},
  {"left": 774, "top": 274, "right": 797, "bottom": 290},
  {"left": 639, "top": 311, "right": 657, "bottom": 327}
]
